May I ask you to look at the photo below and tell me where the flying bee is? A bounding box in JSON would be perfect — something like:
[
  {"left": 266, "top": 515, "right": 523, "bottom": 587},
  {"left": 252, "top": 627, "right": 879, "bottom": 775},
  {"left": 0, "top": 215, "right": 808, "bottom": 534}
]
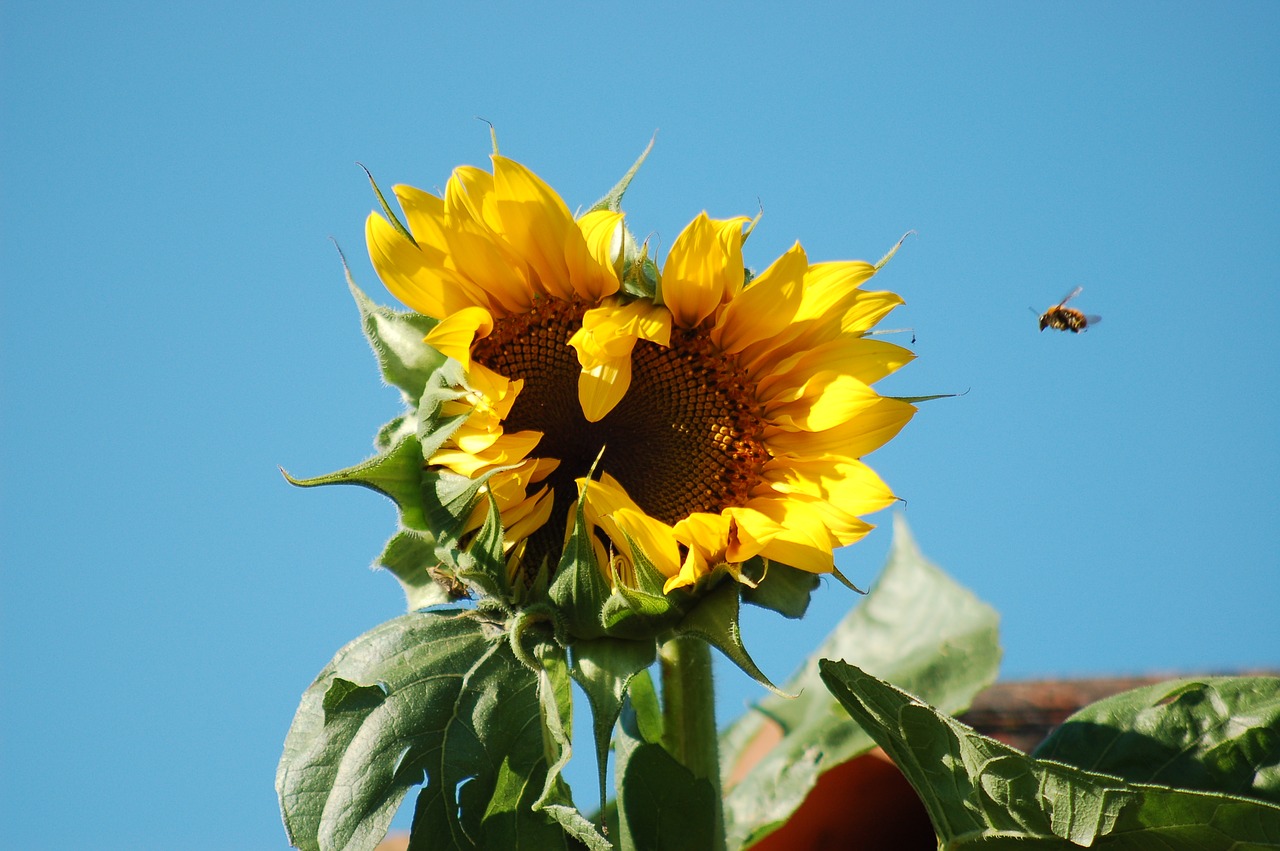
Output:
[{"left": 1036, "top": 286, "right": 1100, "bottom": 333}]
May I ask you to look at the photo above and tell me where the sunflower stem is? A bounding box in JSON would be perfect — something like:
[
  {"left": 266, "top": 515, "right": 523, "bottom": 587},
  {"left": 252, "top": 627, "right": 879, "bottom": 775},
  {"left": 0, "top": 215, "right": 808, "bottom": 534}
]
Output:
[{"left": 659, "top": 635, "right": 726, "bottom": 851}]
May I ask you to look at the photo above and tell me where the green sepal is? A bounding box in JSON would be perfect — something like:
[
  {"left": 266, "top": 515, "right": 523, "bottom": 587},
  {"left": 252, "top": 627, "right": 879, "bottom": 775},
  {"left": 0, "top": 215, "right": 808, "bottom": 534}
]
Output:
[
  {"left": 873, "top": 230, "right": 914, "bottom": 271},
  {"left": 887, "top": 391, "right": 965, "bottom": 404},
  {"left": 377, "top": 529, "right": 453, "bottom": 610},
  {"left": 819, "top": 660, "right": 1280, "bottom": 850},
  {"left": 614, "top": 695, "right": 717, "bottom": 851},
  {"left": 1034, "top": 676, "right": 1280, "bottom": 805},
  {"left": 415, "top": 359, "right": 471, "bottom": 459},
  {"left": 450, "top": 490, "right": 512, "bottom": 601},
  {"left": 277, "top": 610, "right": 564, "bottom": 851},
  {"left": 281, "top": 434, "right": 428, "bottom": 531},
  {"left": 347, "top": 276, "right": 442, "bottom": 405},
  {"left": 568, "top": 637, "right": 659, "bottom": 820},
  {"left": 587, "top": 135, "right": 655, "bottom": 214},
  {"left": 621, "top": 243, "right": 660, "bottom": 301},
  {"left": 548, "top": 485, "right": 611, "bottom": 640},
  {"left": 673, "top": 577, "right": 784, "bottom": 697},
  {"left": 740, "top": 558, "right": 820, "bottom": 619},
  {"left": 374, "top": 414, "right": 417, "bottom": 454},
  {"left": 599, "top": 530, "right": 683, "bottom": 638},
  {"left": 359, "top": 163, "right": 416, "bottom": 246}
]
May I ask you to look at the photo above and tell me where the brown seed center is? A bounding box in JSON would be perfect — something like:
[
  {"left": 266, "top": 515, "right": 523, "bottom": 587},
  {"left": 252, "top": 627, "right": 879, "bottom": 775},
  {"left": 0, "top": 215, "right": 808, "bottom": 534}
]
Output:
[{"left": 471, "top": 298, "right": 768, "bottom": 565}]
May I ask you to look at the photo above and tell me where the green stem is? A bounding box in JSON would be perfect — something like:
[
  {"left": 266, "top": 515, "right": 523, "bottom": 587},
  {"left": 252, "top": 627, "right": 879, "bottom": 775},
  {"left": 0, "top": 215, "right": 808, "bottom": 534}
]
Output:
[{"left": 659, "top": 635, "right": 726, "bottom": 851}]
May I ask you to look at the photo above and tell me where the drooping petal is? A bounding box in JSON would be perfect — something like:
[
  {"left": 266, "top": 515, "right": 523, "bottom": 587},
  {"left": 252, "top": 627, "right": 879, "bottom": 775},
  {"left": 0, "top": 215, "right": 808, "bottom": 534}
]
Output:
[
  {"left": 661, "top": 213, "right": 750, "bottom": 329},
  {"left": 422, "top": 305, "right": 494, "bottom": 369},
  {"left": 571, "top": 299, "right": 672, "bottom": 366},
  {"left": 726, "top": 498, "right": 835, "bottom": 574},
  {"left": 577, "top": 356, "right": 632, "bottom": 423},
  {"left": 582, "top": 474, "right": 681, "bottom": 579}
]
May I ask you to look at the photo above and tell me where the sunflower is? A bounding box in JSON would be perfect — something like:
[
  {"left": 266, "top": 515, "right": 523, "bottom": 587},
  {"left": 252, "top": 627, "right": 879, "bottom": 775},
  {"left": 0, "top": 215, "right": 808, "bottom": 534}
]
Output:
[{"left": 366, "top": 155, "right": 914, "bottom": 594}]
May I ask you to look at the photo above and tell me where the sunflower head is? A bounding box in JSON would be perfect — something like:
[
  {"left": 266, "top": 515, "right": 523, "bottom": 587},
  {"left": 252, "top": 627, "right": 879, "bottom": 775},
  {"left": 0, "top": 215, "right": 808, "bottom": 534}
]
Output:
[{"left": 305, "top": 147, "right": 916, "bottom": 647}]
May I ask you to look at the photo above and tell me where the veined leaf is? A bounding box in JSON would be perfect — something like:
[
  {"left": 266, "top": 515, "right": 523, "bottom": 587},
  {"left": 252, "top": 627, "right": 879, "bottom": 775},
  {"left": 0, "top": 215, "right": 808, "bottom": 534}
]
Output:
[
  {"left": 720, "top": 515, "right": 1000, "bottom": 849},
  {"left": 1035, "top": 677, "right": 1280, "bottom": 805},
  {"left": 819, "top": 660, "right": 1280, "bottom": 850},
  {"left": 277, "top": 610, "right": 567, "bottom": 851}
]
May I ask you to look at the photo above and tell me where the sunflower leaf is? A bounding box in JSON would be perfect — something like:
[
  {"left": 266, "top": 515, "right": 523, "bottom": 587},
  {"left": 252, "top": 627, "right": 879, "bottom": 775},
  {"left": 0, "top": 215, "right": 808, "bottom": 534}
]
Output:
[
  {"left": 719, "top": 514, "right": 1000, "bottom": 850},
  {"left": 348, "top": 277, "right": 442, "bottom": 404},
  {"left": 1034, "top": 676, "right": 1280, "bottom": 804},
  {"left": 281, "top": 435, "right": 428, "bottom": 531},
  {"left": 277, "top": 610, "right": 566, "bottom": 851},
  {"left": 614, "top": 697, "right": 717, "bottom": 851},
  {"left": 818, "top": 660, "right": 1280, "bottom": 849}
]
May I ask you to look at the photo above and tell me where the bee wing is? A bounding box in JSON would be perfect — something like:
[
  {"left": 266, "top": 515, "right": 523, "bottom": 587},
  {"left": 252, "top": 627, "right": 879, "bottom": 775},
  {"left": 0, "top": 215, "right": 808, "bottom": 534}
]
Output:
[
  {"left": 1057, "top": 285, "right": 1084, "bottom": 307},
  {"left": 1083, "top": 314, "right": 1102, "bottom": 326}
]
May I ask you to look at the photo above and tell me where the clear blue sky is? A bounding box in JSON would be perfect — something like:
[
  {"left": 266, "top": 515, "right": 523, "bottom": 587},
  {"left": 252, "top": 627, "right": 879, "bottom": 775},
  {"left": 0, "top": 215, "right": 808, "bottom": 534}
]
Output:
[{"left": 3, "top": 2, "right": 1277, "bottom": 848}]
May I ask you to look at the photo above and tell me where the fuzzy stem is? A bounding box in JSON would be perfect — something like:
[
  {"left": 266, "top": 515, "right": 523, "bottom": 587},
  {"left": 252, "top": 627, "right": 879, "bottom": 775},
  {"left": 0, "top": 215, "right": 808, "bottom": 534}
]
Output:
[{"left": 659, "top": 635, "right": 726, "bottom": 851}]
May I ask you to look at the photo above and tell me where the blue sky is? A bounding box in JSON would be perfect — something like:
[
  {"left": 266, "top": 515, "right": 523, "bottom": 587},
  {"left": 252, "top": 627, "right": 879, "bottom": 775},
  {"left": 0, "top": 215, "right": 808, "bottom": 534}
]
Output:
[{"left": 2, "top": 2, "right": 1277, "bottom": 848}]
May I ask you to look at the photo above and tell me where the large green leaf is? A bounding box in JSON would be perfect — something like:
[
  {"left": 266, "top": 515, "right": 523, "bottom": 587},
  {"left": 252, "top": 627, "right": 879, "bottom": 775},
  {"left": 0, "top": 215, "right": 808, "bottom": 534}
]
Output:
[
  {"left": 277, "top": 610, "right": 567, "bottom": 851},
  {"left": 819, "top": 660, "right": 1280, "bottom": 849},
  {"left": 719, "top": 514, "right": 1000, "bottom": 849},
  {"left": 1034, "top": 677, "right": 1280, "bottom": 805},
  {"left": 614, "top": 696, "right": 718, "bottom": 851}
]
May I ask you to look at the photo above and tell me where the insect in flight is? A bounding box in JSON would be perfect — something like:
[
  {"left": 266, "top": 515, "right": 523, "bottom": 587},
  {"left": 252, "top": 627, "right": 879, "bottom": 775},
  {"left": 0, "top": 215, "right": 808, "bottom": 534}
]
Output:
[{"left": 1036, "top": 286, "right": 1100, "bottom": 333}]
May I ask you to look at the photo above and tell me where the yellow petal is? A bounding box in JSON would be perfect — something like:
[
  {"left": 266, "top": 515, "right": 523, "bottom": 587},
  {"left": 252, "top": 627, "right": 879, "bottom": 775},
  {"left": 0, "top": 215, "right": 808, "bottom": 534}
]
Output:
[
  {"left": 422, "top": 305, "right": 493, "bottom": 369},
  {"left": 445, "top": 165, "right": 501, "bottom": 231},
  {"left": 578, "top": 209, "right": 626, "bottom": 280},
  {"left": 711, "top": 242, "right": 807, "bottom": 353},
  {"left": 569, "top": 209, "right": 622, "bottom": 301},
  {"left": 795, "top": 261, "right": 879, "bottom": 320},
  {"left": 503, "top": 486, "right": 555, "bottom": 545},
  {"left": 577, "top": 355, "right": 632, "bottom": 423},
  {"left": 664, "top": 548, "right": 709, "bottom": 593},
  {"left": 726, "top": 499, "right": 835, "bottom": 574},
  {"left": 765, "top": 396, "right": 916, "bottom": 459},
  {"left": 366, "top": 212, "right": 477, "bottom": 319},
  {"left": 571, "top": 299, "right": 672, "bottom": 366},
  {"left": 430, "top": 428, "right": 543, "bottom": 477},
  {"left": 759, "top": 457, "right": 898, "bottom": 516},
  {"left": 662, "top": 213, "right": 749, "bottom": 329},
  {"left": 765, "top": 373, "right": 882, "bottom": 432},
  {"left": 755, "top": 338, "right": 915, "bottom": 402},
  {"left": 492, "top": 156, "right": 615, "bottom": 302},
  {"left": 392, "top": 184, "right": 448, "bottom": 246},
  {"left": 583, "top": 475, "right": 681, "bottom": 578}
]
